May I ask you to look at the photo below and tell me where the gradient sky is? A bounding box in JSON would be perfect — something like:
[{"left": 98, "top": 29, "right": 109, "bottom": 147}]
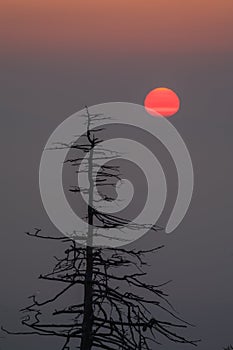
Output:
[
  {"left": 0, "top": 0, "right": 232, "bottom": 56},
  {"left": 0, "top": 1, "right": 233, "bottom": 350}
]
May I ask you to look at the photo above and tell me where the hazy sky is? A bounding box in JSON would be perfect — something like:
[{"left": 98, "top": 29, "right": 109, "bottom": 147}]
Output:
[
  {"left": 1, "top": 0, "right": 232, "bottom": 56},
  {"left": 0, "top": 1, "right": 233, "bottom": 349}
]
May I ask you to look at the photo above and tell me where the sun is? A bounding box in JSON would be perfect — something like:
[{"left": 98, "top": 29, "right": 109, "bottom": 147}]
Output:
[{"left": 144, "top": 87, "right": 180, "bottom": 117}]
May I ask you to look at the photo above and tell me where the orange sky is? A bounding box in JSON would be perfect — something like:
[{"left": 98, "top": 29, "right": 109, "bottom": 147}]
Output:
[{"left": 0, "top": 0, "right": 232, "bottom": 57}]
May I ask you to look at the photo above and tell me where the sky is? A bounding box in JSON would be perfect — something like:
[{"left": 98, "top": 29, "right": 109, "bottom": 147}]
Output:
[
  {"left": 1, "top": 0, "right": 232, "bottom": 56},
  {"left": 0, "top": 0, "right": 233, "bottom": 349}
]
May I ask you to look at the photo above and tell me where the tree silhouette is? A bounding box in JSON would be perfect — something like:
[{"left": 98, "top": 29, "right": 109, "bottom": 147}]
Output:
[{"left": 2, "top": 107, "right": 199, "bottom": 349}]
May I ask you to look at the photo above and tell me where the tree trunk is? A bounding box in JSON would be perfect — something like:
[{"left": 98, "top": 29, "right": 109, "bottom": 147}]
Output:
[
  {"left": 80, "top": 245, "right": 94, "bottom": 350},
  {"left": 80, "top": 124, "right": 94, "bottom": 350}
]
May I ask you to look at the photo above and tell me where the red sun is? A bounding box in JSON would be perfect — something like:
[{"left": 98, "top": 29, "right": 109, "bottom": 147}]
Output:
[{"left": 144, "top": 87, "right": 180, "bottom": 117}]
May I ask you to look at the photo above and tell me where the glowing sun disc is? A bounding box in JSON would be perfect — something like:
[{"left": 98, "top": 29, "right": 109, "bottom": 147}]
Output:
[{"left": 144, "top": 87, "right": 180, "bottom": 117}]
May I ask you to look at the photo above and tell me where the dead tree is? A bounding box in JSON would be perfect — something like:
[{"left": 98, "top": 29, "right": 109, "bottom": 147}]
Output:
[{"left": 2, "top": 107, "right": 199, "bottom": 349}]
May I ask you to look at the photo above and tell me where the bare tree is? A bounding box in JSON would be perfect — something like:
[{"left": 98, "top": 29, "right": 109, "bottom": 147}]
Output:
[{"left": 2, "top": 107, "right": 199, "bottom": 349}]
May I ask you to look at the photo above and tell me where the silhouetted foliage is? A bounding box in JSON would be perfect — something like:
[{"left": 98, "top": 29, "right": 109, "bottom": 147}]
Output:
[{"left": 2, "top": 107, "right": 199, "bottom": 349}]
